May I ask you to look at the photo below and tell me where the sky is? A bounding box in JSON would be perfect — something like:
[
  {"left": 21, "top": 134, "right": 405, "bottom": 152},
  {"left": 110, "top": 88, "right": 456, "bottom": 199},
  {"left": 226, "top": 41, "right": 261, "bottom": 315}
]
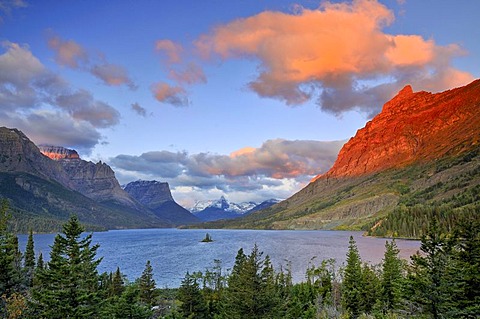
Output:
[{"left": 1, "top": 0, "right": 479, "bottom": 208}]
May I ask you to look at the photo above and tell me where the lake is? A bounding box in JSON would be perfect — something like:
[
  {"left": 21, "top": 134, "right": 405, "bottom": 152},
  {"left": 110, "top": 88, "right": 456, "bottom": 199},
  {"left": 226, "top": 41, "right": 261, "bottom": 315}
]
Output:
[{"left": 18, "top": 228, "right": 420, "bottom": 288}]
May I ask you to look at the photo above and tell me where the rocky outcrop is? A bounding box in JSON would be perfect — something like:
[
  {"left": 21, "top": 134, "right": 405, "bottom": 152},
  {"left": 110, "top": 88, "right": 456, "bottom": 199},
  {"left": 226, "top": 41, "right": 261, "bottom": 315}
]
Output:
[
  {"left": 38, "top": 145, "right": 139, "bottom": 208},
  {"left": 0, "top": 127, "right": 170, "bottom": 230},
  {"left": 38, "top": 145, "right": 80, "bottom": 160},
  {"left": 322, "top": 79, "right": 480, "bottom": 178},
  {"left": 124, "top": 180, "right": 200, "bottom": 225},
  {"left": 0, "top": 127, "right": 73, "bottom": 187}
]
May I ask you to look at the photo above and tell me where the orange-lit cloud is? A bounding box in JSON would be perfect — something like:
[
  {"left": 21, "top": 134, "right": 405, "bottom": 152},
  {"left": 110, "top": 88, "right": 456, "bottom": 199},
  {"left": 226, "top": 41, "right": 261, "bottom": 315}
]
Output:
[
  {"left": 195, "top": 0, "right": 473, "bottom": 114},
  {"left": 91, "top": 63, "right": 137, "bottom": 89},
  {"left": 169, "top": 62, "right": 206, "bottom": 85},
  {"left": 47, "top": 34, "right": 137, "bottom": 90},
  {"left": 154, "top": 40, "right": 206, "bottom": 106},
  {"left": 155, "top": 39, "right": 183, "bottom": 64},
  {"left": 151, "top": 82, "right": 189, "bottom": 107},
  {"left": 48, "top": 35, "right": 88, "bottom": 68}
]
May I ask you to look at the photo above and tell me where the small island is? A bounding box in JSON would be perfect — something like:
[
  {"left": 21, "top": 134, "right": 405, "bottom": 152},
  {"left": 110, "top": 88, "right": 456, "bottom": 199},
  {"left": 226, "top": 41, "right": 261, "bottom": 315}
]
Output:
[{"left": 200, "top": 233, "right": 213, "bottom": 242}]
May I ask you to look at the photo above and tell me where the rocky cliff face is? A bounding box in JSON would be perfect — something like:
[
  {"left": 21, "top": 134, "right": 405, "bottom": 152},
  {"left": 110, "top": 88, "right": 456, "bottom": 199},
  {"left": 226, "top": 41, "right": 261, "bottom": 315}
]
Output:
[
  {"left": 38, "top": 145, "right": 80, "bottom": 160},
  {"left": 124, "top": 180, "right": 174, "bottom": 206},
  {"left": 322, "top": 79, "right": 480, "bottom": 178},
  {"left": 0, "top": 127, "right": 73, "bottom": 187},
  {"left": 124, "top": 180, "right": 200, "bottom": 225},
  {"left": 38, "top": 146, "right": 139, "bottom": 208},
  {"left": 0, "top": 127, "right": 169, "bottom": 230}
]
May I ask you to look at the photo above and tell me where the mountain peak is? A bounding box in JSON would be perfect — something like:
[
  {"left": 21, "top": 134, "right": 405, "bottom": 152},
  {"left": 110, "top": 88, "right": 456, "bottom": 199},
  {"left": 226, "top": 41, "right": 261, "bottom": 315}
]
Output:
[
  {"left": 38, "top": 145, "right": 80, "bottom": 160},
  {"left": 322, "top": 79, "right": 480, "bottom": 178}
]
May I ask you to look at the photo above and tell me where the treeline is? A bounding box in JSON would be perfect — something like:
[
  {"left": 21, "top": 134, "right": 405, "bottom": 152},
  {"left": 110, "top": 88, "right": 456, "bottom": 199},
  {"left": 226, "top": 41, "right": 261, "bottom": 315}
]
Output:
[
  {"left": 368, "top": 183, "right": 480, "bottom": 238},
  {"left": 1, "top": 199, "right": 479, "bottom": 318}
]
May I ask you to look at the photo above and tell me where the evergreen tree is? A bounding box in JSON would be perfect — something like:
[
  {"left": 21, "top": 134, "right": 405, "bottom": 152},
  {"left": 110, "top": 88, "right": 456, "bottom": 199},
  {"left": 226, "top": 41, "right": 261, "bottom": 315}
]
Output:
[
  {"left": 378, "top": 240, "right": 403, "bottom": 313},
  {"left": 138, "top": 260, "right": 157, "bottom": 306},
  {"left": 449, "top": 212, "right": 480, "bottom": 318},
  {"left": 101, "top": 283, "right": 152, "bottom": 319},
  {"left": 342, "top": 236, "right": 363, "bottom": 318},
  {"left": 24, "top": 229, "right": 35, "bottom": 287},
  {"left": 30, "top": 215, "right": 102, "bottom": 318},
  {"left": 408, "top": 218, "right": 452, "bottom": 319},
  {"left": 359, "top": 263, "right": 379, "bottom": 314},
  {"left": 221, "top": 244, "right": 280, "bottom": 319},
  {"left": 177, "top": 272, "right": 208, "bottom": 319},
  {"left": 0, "top": 199, "right": 25, "bottom": 300},
  {"left": 111, "top": 267, "right": 125, "bottom": 298}
]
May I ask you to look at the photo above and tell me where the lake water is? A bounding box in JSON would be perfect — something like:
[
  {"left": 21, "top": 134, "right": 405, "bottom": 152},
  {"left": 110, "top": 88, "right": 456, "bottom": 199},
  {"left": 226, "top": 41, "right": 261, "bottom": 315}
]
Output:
[{"left": 18, "top": 228, "right": 420, "bottom": 288}]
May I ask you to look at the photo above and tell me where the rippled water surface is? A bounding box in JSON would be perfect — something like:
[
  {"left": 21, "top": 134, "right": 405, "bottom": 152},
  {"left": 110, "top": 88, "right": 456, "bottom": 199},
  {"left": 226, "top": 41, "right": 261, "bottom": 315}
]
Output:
[{"left": 18, "top": 228, "right": 420, "bottom": 287}]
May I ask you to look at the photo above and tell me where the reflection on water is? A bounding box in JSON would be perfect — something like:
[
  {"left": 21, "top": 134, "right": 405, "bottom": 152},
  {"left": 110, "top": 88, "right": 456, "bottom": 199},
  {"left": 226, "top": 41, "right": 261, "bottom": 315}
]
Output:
[{"left": 18, "top": 228, "right": 420, "bottom": 287}]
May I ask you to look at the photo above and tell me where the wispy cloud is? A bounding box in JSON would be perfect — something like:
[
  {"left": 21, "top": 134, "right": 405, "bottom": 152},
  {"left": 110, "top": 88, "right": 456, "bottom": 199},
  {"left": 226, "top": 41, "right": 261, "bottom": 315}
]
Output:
[
  {"left": 131, "top": 102, "right": 147, "bottom": 117},
  {"left": 0, "top": 41, "right": 118, "bottom": 153},
  {"left": 47, "top": 34, "right": 137, "bottom": 90},
  {"left": 153, "top": 40, "right": 206, "bottom": 106},
  {"left": 91, "top": 63, "right": 137, "bottom": 89},
  {"left": 151, "top": 82, "right": 189, "bottom": 107},
  {"left": 194, "top": 0, "right": 473, "bottom": 115},
  {"left": 155, "top": 39, "right": 183, "bottom": 64},
  {"left": 111, "top": 139, "right": 344, "bottom": 205},
  {"left": 48, "top": 35, "right": 88, "bottom": 68}
]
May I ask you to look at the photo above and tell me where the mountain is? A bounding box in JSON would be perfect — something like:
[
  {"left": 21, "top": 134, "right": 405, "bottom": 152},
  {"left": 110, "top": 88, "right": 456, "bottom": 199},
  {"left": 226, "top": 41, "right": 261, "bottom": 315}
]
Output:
[
  {"left": 123, "top": 180, "right": 200, "bottom": 226},
  {"left": 0, "top": 127, "right": 170, "bottom": 232},
  {"left": 208, "top": 80, "right": 480, "bottom": 233},
  {"left": 191, "top": 196, "right": 278, "bottom": 222}
]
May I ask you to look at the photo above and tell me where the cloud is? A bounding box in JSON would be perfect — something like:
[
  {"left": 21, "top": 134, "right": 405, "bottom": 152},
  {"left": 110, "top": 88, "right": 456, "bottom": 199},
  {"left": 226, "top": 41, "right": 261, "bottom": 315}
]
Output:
[
  {"left": 55, "top": 89, "right": 120, "bottom": 128},
  {"left": 47, "top": 34, "right": 137, "bottom": 90},
  {"left": 169, "top": 62, "right": 206, "bottom": 85},
  {"left": 151, "top": 82, "right": 189, "bottom": 107},
  {"left": 154, "top": 40, "right": 206, "bottom": 106},
  {"left": 4, "top": 111, "right": 101, "bottom": 154},
  {"left": 131, "top": 102, "right": 147, "bottom": 117},
  {"left": 90, "top": 63, "right": 137, "bottom": 89},
  {"left": 0, "top": 0, "right": 27, "bottom": 22},
  {"left": 155, "top": 39, "right": 183, "bottom": 63},
  {"left": 110, "top": 139, "right": 345, "bottom": 205},
  {"left": 194, "top": 0, "right": 474, "bottom": 115},
  {"left": 0, "top": 41, "right": 119, "bottom": 152},
  {"left": 48, "top": 35, "right": 88, "bottom": 68}
]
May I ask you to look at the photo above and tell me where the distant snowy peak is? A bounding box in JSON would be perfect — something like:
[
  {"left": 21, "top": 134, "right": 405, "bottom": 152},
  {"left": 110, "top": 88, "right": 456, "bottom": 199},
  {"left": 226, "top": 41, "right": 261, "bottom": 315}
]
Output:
[{"left": 190, "top": 196, "right": 276, "bottom": 215}]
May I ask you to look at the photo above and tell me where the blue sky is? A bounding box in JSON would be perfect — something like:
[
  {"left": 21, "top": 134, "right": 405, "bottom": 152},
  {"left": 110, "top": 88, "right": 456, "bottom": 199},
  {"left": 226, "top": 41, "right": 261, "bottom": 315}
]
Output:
[{"left": 1, "top": 0, "right": 479, "bottom": 207}]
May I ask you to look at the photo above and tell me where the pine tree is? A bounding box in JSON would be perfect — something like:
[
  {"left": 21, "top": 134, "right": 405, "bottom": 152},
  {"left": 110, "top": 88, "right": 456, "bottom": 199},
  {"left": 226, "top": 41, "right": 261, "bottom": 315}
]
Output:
[
  {"left": 342, "top": 236, "right": 363, "bottom": 318},
  {"left": 379, "top": 240, "right": 403, "bottom": 313},
  {"left": 0, "top": 199, "right": 25, "bottom": 299},
  {"left": 24, "top": 229, "right": 35, "bottom": 287},
  {"left": 30, "top": 215, "right": 102, "bottom": 318},
  {"left": 221, "top": 244, "right": 280, "bottom": 319},
  {"left": 449, "top": 212, "right": 480, "bottom": 317},
  {"left": 138, "top": 260, "right": 157, "bottom": 306},
  {"left": 408, "top": 218, "right": 452, "bottom": 319},
  {"left": 177, "top": 272, "right": 208, "bottom": 319},
  {"left": 110, "top": 267, "right": 125, "bottom": 298}
]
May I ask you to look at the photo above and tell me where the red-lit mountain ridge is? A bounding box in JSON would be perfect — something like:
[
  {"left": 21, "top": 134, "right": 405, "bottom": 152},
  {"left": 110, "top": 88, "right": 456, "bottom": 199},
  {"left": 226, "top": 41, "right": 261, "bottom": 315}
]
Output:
[{"left": 211, "top": 79, "right": 480, "bottom": 231}]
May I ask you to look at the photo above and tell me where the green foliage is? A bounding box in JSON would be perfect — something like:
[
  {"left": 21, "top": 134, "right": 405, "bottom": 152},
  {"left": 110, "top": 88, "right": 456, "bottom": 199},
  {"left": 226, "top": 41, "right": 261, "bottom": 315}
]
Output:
[
  {"left": 177, "top": 272, "right": 208, "bottom": 318},
  {"left": 30, "top": 215, "right": 103, "bottom": 318},
  {"left": 221, "top": 245, "right": 282, "bottom": 319},
  {"left": 378, "top": 240, "right": 404, "bottom": 313},
  {"left": 138, "top": 260, "right": 157, "bottom": 306},
  {"left": 342, "top": 236, "right": 364, "bottom": 318}
]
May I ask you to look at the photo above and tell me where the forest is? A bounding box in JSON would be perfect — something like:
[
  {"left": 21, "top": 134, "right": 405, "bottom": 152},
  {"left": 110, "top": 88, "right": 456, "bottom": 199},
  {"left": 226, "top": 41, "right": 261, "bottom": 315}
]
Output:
[{"left": 1, "top": 199, "right": 479, "bottom": 319}]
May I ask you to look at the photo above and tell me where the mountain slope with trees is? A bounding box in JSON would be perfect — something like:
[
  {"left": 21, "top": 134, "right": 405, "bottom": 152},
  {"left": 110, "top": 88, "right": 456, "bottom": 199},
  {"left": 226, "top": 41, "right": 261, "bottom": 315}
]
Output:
[{"left": 208, "top": 80, "right": 480, "bottom": 237}]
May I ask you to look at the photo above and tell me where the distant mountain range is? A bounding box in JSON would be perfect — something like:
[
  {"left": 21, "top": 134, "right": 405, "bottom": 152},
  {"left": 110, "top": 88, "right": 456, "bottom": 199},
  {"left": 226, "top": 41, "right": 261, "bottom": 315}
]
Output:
[
  {"left": 205, "top": 79, "right": 480, "bottom": 233},
  {"left": 0, "top": 128, "right": 198, "bottom": 232},
  {"left": 191, "top": 196, "right": 280, "bottom": 221},
  {"left": 123, "top": 180, "right": 200, "bottom": 225}
]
